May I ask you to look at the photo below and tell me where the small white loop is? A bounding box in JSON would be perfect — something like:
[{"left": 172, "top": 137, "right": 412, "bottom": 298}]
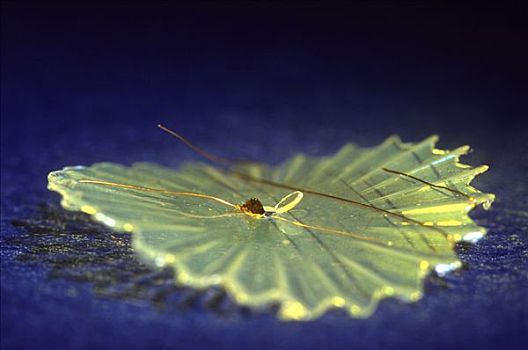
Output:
[{"left": 274, "top": 191, "right": 304, "bottom": 214}]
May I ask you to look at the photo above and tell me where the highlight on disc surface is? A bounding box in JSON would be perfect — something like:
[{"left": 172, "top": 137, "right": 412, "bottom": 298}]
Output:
[{"left": 48, "top": 128, "right": 494, "bottom": 320}]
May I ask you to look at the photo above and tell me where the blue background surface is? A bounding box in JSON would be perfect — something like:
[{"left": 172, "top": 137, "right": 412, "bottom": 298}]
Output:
[{"left": 1, "top": 2, "right": 527, "bottom": 349}]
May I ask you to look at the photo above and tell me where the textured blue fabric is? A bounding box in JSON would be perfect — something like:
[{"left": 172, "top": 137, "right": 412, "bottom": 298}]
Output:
[{"left": 1, "top": 3, "right": 527, "bottom": 350}]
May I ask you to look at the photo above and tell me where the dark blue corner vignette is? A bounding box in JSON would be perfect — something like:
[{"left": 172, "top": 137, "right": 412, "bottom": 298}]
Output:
[{"left": 1, "top": 2, "right": 527, "bottom": 350}]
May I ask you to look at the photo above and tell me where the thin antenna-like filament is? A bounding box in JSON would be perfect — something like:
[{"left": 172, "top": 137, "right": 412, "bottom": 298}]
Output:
[
  {"left": 381, "top": 167, "right": 475, "bottom": 202},
  {"left": 157, "top": 124, "right": 234, "bottom": 166},
  {"left": 78, "top": 179, "right": 238, "bottom": 208},
  {"left": 274, "top": 216, "right": 377, "bottom": 243}
]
